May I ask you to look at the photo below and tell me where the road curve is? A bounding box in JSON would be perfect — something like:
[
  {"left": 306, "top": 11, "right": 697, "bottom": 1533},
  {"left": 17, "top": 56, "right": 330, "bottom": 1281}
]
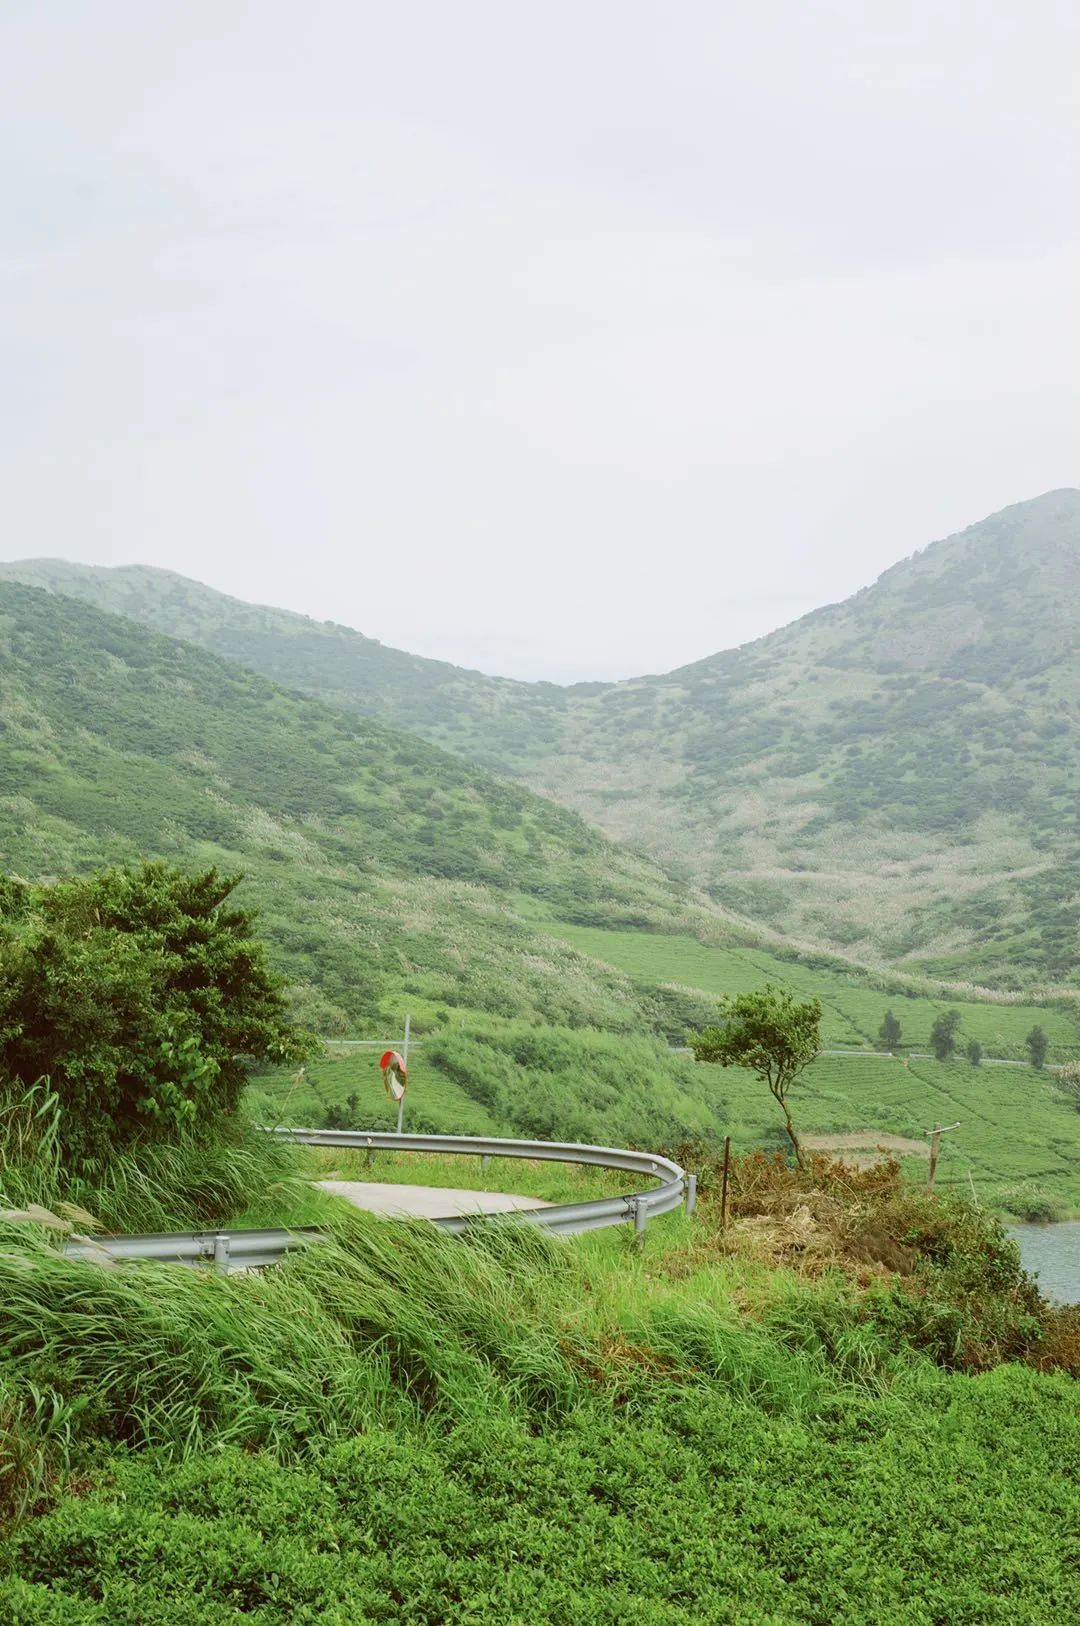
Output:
[{"left": 318, "top": 1180, "right": 555, "bottom": 1220}]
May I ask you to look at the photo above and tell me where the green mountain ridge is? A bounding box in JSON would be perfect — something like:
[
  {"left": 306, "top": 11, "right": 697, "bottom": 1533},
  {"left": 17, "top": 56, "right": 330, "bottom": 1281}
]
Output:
[
  {"left": 0, "top": 580, "right": 707, "bottom": 1048},
  {"left": 7, "top": 489, "right": 1077, "bottom": 985}
]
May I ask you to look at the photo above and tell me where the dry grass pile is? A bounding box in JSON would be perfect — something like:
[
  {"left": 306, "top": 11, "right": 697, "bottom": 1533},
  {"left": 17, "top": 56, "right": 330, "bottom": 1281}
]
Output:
[{"left": 674, "top": 1146, "right": 919, "bottom": 1279}]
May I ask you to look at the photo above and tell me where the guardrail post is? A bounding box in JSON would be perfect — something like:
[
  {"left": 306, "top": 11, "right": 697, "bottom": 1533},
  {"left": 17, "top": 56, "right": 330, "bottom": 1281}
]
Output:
[
  {"left": 481, "top": 1153, "right": 490, "bottom": 1172},
  {"left": 213, "top": 1234, "right": 231, "bottom": 1275},
  {"left": 685, "top": 1173, "right": 697, "bottom": 1217},
  {"left": 629, "top": 1197, "right": 647, "bottom": 1245}
]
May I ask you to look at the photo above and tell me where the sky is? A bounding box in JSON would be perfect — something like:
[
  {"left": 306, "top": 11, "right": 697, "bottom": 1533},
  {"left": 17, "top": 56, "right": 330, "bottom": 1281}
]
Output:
[{"left": 2, "top": 2, "right": 1078, "bottom": 682}]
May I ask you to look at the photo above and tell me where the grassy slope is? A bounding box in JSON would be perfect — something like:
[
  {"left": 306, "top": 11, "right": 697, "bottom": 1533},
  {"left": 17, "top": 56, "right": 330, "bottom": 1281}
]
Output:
[
  {"left": 0, "top": 581, "right": 692, "bottom": 1031},
  {"left": 550, "top": 922, "right": 1080, "bottom": 1060},
  {"left": 0, "top": 582, "right": 731, "bottom": 1149},
  {"left": 0, "top": 1192, "right": 1077, "bottom": 1625},
  {"left": 261, "top": 921, "right": 1080, "bottom": 1213},
  {"left": 543, "top": 923, "right": 1080, "bottom": 1215},
  {"left": 9, "top": 490, "right": 1078, "bottom": 985},
  {"left": 254, "top": 1019, "right": 731, "bottom": 1150}
]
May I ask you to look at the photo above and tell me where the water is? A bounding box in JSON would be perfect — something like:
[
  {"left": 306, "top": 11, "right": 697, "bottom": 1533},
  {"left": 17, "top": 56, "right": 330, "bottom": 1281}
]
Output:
[{"left": 1008, "top": 1222, "right": 1080, "bottom": 1304}]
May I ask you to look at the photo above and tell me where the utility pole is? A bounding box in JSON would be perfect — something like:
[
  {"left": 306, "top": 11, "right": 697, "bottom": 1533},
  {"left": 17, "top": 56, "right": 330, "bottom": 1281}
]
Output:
[
  {"left": 926, "top": 1121, "right": 961, "bottom": 1193},
  {"left": 396, "top": 1013, "right": 410, "bottom": 1136}
]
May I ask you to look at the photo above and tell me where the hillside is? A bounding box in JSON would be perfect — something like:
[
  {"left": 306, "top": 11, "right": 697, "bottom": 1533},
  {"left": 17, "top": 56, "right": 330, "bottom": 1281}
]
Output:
[
  {"left": 0, "top": 582, "right": 711, "bottom": 1061},
  {"left": 11, "top": 490, "right": 1076, "bottom": 985}
]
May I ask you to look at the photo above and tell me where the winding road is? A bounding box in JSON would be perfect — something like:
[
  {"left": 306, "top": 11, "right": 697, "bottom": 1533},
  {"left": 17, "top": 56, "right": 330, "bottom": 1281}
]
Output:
[{"left": 318, "top": 1180, "right": 554, "bottom": 1220}]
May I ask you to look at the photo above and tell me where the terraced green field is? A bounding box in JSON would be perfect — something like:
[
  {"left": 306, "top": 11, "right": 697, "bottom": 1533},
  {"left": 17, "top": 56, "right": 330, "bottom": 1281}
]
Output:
[
  {"left": 549, "top": 924, "right": 1080, "bottom": 1062},
  {"left": 708, "top": 1051, "right": 1080, "bottom": 1215}
]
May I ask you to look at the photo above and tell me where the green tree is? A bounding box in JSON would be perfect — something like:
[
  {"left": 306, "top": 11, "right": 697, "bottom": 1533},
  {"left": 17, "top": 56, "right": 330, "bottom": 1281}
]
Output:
[
  {"left": 966, "top": 1038, "right": 983, "bottom": 1066},
  {"left": 878, "top": 1010, "right": 902, "bottom": 1050},
  {"left": 0, "top": 864, "right": 311, "bottom": 1172},
  {"left": 929, "top": 1010, "right": 961, "bottom": 1062},
  {"left": 1026, "top": 1025, "right": 1049, "bottom": 1070},
  {"left": 689, "top": 984, "right": 822, "bottom": 1168}
]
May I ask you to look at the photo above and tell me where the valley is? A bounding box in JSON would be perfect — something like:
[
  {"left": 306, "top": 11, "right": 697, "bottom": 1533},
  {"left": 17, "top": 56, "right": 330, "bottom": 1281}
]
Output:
[{"left": 8, "top": 488, "right": 1077, "bottom": 987}]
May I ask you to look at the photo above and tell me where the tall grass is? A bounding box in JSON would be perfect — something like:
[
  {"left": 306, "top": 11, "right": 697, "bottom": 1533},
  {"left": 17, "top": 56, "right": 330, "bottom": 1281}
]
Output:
[
  {"left": 0, "top": 1083, "right": 300, "bottom": 1235},
  {"left": 0, "top": 1210, "right": 590, "bottom": 1523},
  {"left": 0, "top": 1152, "right": 1065, "bottom": 1500}
]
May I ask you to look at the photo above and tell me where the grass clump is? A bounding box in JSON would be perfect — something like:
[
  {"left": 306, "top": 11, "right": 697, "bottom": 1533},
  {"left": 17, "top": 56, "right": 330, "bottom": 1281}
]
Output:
[{"left": 0, "top": 1083, "right": 302, "bottom": 1237}]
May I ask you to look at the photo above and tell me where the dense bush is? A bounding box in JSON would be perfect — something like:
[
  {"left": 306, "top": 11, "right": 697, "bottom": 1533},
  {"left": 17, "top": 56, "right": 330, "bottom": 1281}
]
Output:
[
  {"left": 0, "top": 865, "right": 308, "bottom": 1171},
  {"left": 424, "top": 1022, "right": 726, "bottom": 1146}
]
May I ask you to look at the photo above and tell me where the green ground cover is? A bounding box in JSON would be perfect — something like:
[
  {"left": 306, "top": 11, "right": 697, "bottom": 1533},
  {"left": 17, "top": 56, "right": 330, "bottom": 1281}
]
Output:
[
  {"left": 1, "top": 1181, "right": 1077, "bottom": 1625},
  {"left": 548, "top": 924, "right": 1080, "bottom": 1061}
]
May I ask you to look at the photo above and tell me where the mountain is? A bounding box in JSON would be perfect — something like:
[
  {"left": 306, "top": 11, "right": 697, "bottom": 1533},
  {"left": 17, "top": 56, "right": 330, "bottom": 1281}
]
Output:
[
  {"left": 4, "top": 490, "right": 1079, "bottom": 985},
  {"left": 0, "top": 581, "right": 712, "bottom": 1057}
]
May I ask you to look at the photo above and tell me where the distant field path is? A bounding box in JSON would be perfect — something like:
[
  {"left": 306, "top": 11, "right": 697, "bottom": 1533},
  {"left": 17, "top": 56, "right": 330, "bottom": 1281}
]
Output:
[
  {"left": 802, "top": 1132, "right": 930, "bottom": 1163},
  {"left": 318, "top": 1180, "right": 555, "bottom": 1220}
]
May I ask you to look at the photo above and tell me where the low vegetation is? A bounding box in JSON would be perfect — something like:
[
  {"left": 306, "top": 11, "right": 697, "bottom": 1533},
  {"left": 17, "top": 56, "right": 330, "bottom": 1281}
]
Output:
[{"left": 0, "top": 1153, "right": 1077, "bottom": 1622}]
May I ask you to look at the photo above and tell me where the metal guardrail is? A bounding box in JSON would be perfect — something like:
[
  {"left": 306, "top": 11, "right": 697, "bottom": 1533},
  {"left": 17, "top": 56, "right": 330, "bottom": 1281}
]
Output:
[
  {"left": 61, "top": 1130, "right": 694, "bottom": 1273},
  {"left": 63, "top": 1225, "right": 323, "bottom": 1272}
]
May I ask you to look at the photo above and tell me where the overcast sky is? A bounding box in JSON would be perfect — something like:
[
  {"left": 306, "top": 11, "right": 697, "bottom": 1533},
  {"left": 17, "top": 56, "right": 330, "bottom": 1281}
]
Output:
[{"left": 2, "top": 3, "right": 1078, "bottom": 681}]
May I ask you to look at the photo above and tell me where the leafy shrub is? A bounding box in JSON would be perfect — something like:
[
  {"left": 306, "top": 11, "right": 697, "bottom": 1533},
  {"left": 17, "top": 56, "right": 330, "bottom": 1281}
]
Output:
[
  {"left": 998, "top": 1184, "right": 1063, "bottom": 1223},
  {"left": 669, "top": 1144, "right": 1058, "bottom": 1375},
  {"left": 0, "top": 865, "right": 310, "bottom": 1172}
]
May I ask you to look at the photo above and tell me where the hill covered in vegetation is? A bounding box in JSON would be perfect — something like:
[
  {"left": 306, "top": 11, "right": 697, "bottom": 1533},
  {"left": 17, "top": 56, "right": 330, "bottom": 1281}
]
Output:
[
  {"left": 0, "top": 760, "right": 1074, "bottom": 1624},
  {"left": 0, "top": 582, "right": 707, "bottom": 1068},
  {"left": 3, "top": 576, "right": 1079, "bottom": 1199},
  {"left": 13, "top": 490, "right": 1075, "bottom": 986}
]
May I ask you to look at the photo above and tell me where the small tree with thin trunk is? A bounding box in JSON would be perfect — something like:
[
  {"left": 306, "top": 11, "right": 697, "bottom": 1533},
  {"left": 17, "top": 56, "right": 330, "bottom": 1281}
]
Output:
[
  {"left": 966, "top": 1038, "right": 983, "bottom": 1066},
  {"left": 1026, "top": 1026, "right": 1049, "bottom": 1070},
  {"left": 689, "top": 983, "right": 822, "bottom": 1168},
  {"left": 878, "top": 1010, "right": 902, "bottom": 1051}
]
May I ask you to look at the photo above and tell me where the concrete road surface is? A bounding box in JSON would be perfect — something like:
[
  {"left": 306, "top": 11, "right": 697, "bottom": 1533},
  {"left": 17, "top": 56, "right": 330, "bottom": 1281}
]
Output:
[{"left": 318, "top": 1180, "right": 554, "bottom": 1220}]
